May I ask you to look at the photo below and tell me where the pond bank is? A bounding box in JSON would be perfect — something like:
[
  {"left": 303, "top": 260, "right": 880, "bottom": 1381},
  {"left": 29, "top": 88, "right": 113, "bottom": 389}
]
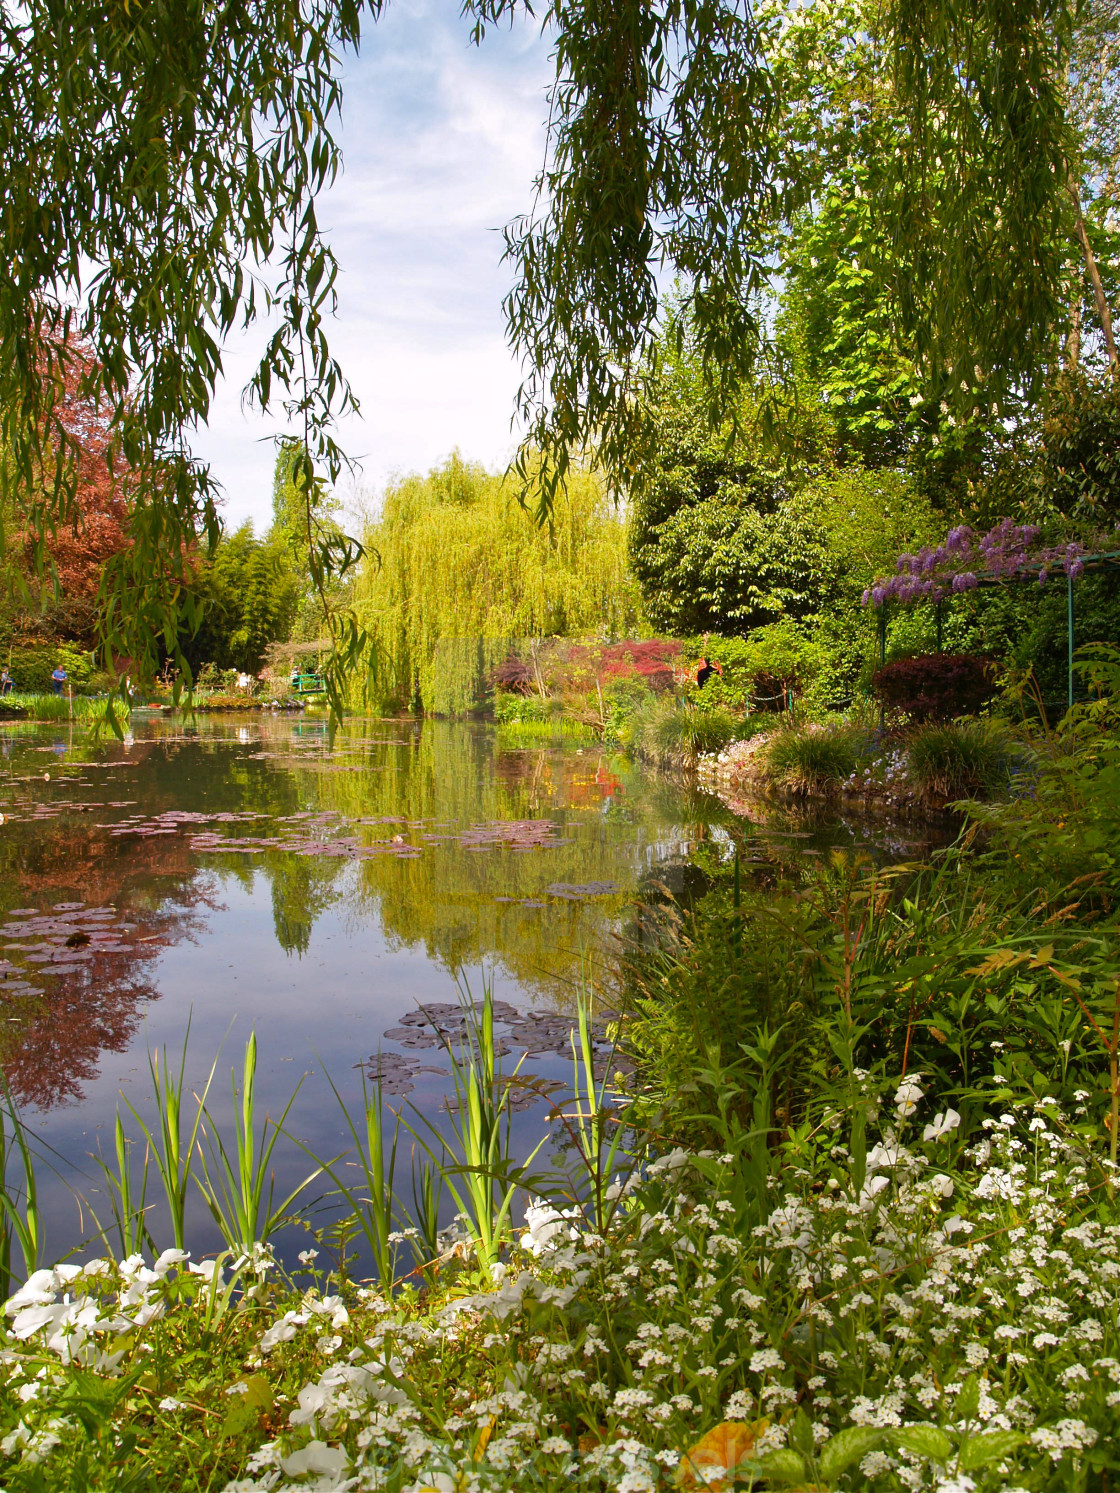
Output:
[{"left": 2, "top": 696, "right": 1118, "bottom": 1491}]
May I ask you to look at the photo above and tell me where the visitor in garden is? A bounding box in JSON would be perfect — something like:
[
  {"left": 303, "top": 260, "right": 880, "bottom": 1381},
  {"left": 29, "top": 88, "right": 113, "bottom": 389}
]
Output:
[
  {"left": 695, "top": 656, "right": 722, "bottom": 689},
  {"left": 0, "top": 667, "right": 12, "bottom": 695},
  {"left": 50, "top": 664, "right": 67, "bottom": 695}
]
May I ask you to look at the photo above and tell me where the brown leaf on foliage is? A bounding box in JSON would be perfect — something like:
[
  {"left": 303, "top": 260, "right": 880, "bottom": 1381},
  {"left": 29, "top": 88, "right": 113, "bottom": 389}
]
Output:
[{"left": 677, "top": 1419, "right": 769, "bottom": 1490}]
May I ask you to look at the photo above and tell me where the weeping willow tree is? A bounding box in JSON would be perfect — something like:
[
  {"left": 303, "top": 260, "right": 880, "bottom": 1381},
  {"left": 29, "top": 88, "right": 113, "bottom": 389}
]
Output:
[{"left": 353, "top": 454, "right": 643, "bottom": 713}]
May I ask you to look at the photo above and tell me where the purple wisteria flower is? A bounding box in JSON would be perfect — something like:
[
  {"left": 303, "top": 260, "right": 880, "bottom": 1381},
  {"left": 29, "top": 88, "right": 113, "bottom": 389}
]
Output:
[{"left": 864, "top": 519, "right": 1092, "bottom": 607}]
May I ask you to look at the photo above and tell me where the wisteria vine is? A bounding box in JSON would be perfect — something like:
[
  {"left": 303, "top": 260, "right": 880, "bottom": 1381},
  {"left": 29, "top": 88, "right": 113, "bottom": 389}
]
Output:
[{"left": 862, "top": 520, "right": 1108, "bottom": 608}]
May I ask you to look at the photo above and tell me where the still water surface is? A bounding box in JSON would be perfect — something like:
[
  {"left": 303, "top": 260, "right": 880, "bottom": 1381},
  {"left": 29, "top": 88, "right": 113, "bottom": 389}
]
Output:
[{"left": 0, "top": 713, "right": 933, "bottom": 1266}]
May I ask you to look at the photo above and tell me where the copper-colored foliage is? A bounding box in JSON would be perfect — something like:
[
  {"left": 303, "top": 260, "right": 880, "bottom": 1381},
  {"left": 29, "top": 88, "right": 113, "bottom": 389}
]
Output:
[
  {"left": 678, "top": 1420, "right": 770, "bottom": 1491},
  {"left": 0, "top": 813, "right": 214, "bottom": 1110},
  {"left": 14, "top": 331, "right": 132, "bottom": 637}
]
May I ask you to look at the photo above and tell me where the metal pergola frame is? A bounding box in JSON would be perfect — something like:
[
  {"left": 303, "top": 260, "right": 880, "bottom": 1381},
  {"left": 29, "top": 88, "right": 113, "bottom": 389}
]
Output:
[{"left": 876, "top": 549, "right": 1120, "bottom": 710}]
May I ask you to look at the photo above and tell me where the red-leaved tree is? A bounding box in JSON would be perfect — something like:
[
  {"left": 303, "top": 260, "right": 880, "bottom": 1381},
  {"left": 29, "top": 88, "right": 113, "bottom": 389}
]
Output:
[{"left": 7, "top": 333, "right": 132, "bottom": 643}]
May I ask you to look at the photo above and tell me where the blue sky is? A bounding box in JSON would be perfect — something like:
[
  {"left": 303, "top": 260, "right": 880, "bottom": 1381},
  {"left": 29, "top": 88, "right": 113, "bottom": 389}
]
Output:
[{"left": 193, "top": 0, "right": 553, "bottom": 532}]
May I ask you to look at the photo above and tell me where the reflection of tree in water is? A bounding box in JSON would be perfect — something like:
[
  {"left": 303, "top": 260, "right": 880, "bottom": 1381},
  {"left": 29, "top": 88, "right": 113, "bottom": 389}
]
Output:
[
  {"left": 269, "top": 855, "right": 340, "bottom": 956},
  {"left": 6, "top": 935, "right": 184, "bottom": 1111},
  {"left": 0, "top": 715, "right": 740, "bottom": 1103},
  {"left": 306, "top": 723, "right": 704, "bottom": 1003},
  {"left": 0, "top": 814, "right": 216, "bottom": 1112}
]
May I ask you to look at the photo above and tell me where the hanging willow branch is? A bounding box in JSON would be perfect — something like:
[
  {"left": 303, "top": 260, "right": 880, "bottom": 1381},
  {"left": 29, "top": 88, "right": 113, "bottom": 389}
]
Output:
[
  {"left": 0, "top": 0, "right": 374, "bottom": 714},
  {"left": 494, "top": 0, "right": 1088, "bottom": 513}
]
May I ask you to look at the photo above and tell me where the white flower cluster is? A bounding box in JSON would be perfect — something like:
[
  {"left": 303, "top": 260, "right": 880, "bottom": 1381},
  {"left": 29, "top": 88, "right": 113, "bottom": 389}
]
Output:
[
  {"left": 5, "top": 1249, "right": 191, "bottom": 1372},
  {"left": 1, "top": 1098, "right": 1117, "bottom": 1491}
]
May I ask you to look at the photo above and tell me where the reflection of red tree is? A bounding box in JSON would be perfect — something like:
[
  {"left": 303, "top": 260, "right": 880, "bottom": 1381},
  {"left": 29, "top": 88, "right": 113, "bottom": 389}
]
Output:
[
  {"left": 566, "top": 764, "right": 624, "bottom": 808},
  {"left": 16, "top": 334, "right": 132, "bottom": 641},
  {"left": 0, "top": 814, "right": 215, "bottom": 1111},
  {"left": 6, "top": 959, "right": 161, "bottom": 1111}
]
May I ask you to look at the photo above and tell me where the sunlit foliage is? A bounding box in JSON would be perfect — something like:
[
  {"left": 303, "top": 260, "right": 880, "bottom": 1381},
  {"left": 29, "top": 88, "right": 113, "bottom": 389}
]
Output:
[{"left": 352, "top": 456, "right": 643, "bottom": 714}]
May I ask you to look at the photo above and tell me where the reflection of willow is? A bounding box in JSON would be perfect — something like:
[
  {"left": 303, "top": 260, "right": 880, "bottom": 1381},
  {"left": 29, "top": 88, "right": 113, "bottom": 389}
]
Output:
[
  {"left": 0, "top": 817, "right": 216, "bottom": 1110},
  {"left": 269, "top": 721, "right": 710, "bottom": 1004},
  {"left": 269, "top": 855, "right": 341, "bottom": 956}
]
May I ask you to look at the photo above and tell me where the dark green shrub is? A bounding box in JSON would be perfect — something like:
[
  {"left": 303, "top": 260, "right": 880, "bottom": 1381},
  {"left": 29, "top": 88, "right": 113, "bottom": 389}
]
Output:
[
  {"left": 491, "top": 691, "right": 548, "bottom": 724},
  {"left": 7, "top": 644, "right": 93, "bottom": 693}
]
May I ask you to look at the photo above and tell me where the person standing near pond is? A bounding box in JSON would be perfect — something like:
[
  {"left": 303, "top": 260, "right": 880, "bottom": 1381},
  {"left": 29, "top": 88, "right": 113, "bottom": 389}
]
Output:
[
  {"left": 0, "top": 667, "right": 12, "bottom": 695},
  {"left": 50, "top": 664, "right": 68, "bottom": 696}
]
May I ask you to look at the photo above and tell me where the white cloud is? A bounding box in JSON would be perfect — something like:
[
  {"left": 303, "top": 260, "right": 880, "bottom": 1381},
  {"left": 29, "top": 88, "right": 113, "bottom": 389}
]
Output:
[{"left": 192, "top": 0, "right": 552, "bottom": 532}]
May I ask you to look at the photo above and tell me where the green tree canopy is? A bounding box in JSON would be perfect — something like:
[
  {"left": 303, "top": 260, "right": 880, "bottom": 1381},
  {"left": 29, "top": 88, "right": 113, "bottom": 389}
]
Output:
[
  {"left": 628, "top": 362, "right": 939, "bottom": 641},
  {"left": 353, "top": 454, "right": 642, "bottom": 713},
  {"left": 1, "top": 0, "right": 1111, "bottom": 699},
  {"left": 181, "top": 524, "right": 300, "bottom": 676}
]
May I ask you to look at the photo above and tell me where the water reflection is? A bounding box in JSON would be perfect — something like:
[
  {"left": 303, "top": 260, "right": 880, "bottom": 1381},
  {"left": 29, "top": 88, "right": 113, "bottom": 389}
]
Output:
[{"left": 0, "top": 712, "right": 934, "bottom": 1262}]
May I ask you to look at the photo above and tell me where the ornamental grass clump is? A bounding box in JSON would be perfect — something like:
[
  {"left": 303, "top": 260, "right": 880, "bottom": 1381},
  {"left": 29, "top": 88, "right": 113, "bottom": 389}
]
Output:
[
  {"left": 628, "top": 697, "right": 740, "bottom": 767},
  {"left": 905, "top": 718, "right": 1025, "bottom": 801},
  {"left": 763, "top": 722, "right": 868, "bottom": 794}
]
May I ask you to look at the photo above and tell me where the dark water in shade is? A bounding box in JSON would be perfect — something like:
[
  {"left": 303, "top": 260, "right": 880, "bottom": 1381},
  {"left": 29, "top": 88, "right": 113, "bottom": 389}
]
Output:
[{"left": 0, "top": 713, "right": 940, "bottom": 1268}]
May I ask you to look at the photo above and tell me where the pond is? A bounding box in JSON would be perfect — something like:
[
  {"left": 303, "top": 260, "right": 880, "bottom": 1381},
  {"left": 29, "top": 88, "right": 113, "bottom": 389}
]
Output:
[{"left": 0, "top": 714, "right": 940, "bottom": 1269}]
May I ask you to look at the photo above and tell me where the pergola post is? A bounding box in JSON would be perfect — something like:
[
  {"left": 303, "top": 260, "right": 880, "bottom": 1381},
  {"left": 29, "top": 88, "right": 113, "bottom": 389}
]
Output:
[{"left": 1068, "top": 573, "right": 1075, "bottom": 712}]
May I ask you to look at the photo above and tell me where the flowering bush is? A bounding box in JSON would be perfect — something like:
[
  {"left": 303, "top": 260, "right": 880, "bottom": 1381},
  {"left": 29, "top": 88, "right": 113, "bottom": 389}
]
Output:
[
  {"left": 2, "top": 1093, "right": 1118, "bottom": 1492},
  {"left": 863, "top": 520, "right": 1101, "bottom": 608}
]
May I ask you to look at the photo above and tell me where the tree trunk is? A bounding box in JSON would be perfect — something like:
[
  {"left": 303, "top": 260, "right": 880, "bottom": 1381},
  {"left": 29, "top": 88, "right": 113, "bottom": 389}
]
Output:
[
  {"left": 1067, "top": 289, "right": 1081, "bottom": 369},
  {"left": 1066, "top": 171, "right": 1119, "bottom": 372}
]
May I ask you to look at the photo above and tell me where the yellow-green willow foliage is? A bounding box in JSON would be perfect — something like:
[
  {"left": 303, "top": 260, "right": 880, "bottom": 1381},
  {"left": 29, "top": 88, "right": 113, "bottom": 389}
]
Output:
[{"left": 352, "top": 454, "right": 644, "bottom": 713}]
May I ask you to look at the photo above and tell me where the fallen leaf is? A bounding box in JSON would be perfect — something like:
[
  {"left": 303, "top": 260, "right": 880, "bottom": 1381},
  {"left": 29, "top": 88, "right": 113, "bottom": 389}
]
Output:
[{"left": 678, "top": 1419, "right": 769, "bottom": 1490}]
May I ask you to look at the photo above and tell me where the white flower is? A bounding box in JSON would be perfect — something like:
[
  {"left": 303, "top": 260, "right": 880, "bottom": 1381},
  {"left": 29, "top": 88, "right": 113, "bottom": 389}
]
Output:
[
  {"left": 929, "top": 1175, "right": 954, "bottom": 1199},
  {"left": 894, "top": 1079, "right": 924, "bottom": 1116},
  {"left": 522, "top": 1200, "right": 579, "bottom": 1256},
  {"left": 159, "top": 1397, "right": 188, "bottom": 1411},
  {"left": 646, "top": 1147, "right": 691, "bottom": 1177},
  {"left": 859, "top": 1174, "right": 890, "bottom": 1210},
  {"left": 5, "top": 1270, "right": 56, "bottom": 1313},
  {"left": 923, "top": 1110, "right": 961, "bottom": 1142},
  {"left": 866, "top": 1142, "right": 904, "bottom": 1171},
  {"left": 260, "top": 1311, "right": 301, "bottom": 1351},
  {"left": 152, "top": 1248, "right": 189, "bottom": 1276},
  {"left": 188, "top": 1259, "right": 224, "bottom": 1284},
  {"left": 298, "top": 1249, "right": 320, "bottom": 1265},
  {"left": 11, "top": 1304, "right": 68, "bottom": 1341},
  {"left": 279, "top": 1440, "right": 350, "bottom": 1478}
]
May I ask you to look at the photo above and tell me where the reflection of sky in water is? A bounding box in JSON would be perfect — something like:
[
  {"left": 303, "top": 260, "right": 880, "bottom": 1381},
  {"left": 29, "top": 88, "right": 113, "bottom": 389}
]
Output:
[{"left": 0, "top": 714, "right": 941, "bottom": 1267}]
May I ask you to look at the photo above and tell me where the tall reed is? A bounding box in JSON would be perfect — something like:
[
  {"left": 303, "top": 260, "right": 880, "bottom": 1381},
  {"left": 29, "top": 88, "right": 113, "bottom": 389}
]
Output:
[
  {"left": 124, "top": 1031, "right": 215, "bottom": 1251},
  {"left": 300, "top": 1068, "right": 402, "bottom": 1286},
  {"left": 555, "top": 988, "right": 631, "bottom": 1234},
  {"left": 194, "top": 1034, "right": 321, "bottom": 1253},
  {"left": 0, "top": 1085, "right": 42, "bottom": 1300},
  {"left": 403, "top": 984, "right": 545, "bottom": 1279},
  {"left": 88, "top": 1112, "right": 151, "bottom": 1259}
]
